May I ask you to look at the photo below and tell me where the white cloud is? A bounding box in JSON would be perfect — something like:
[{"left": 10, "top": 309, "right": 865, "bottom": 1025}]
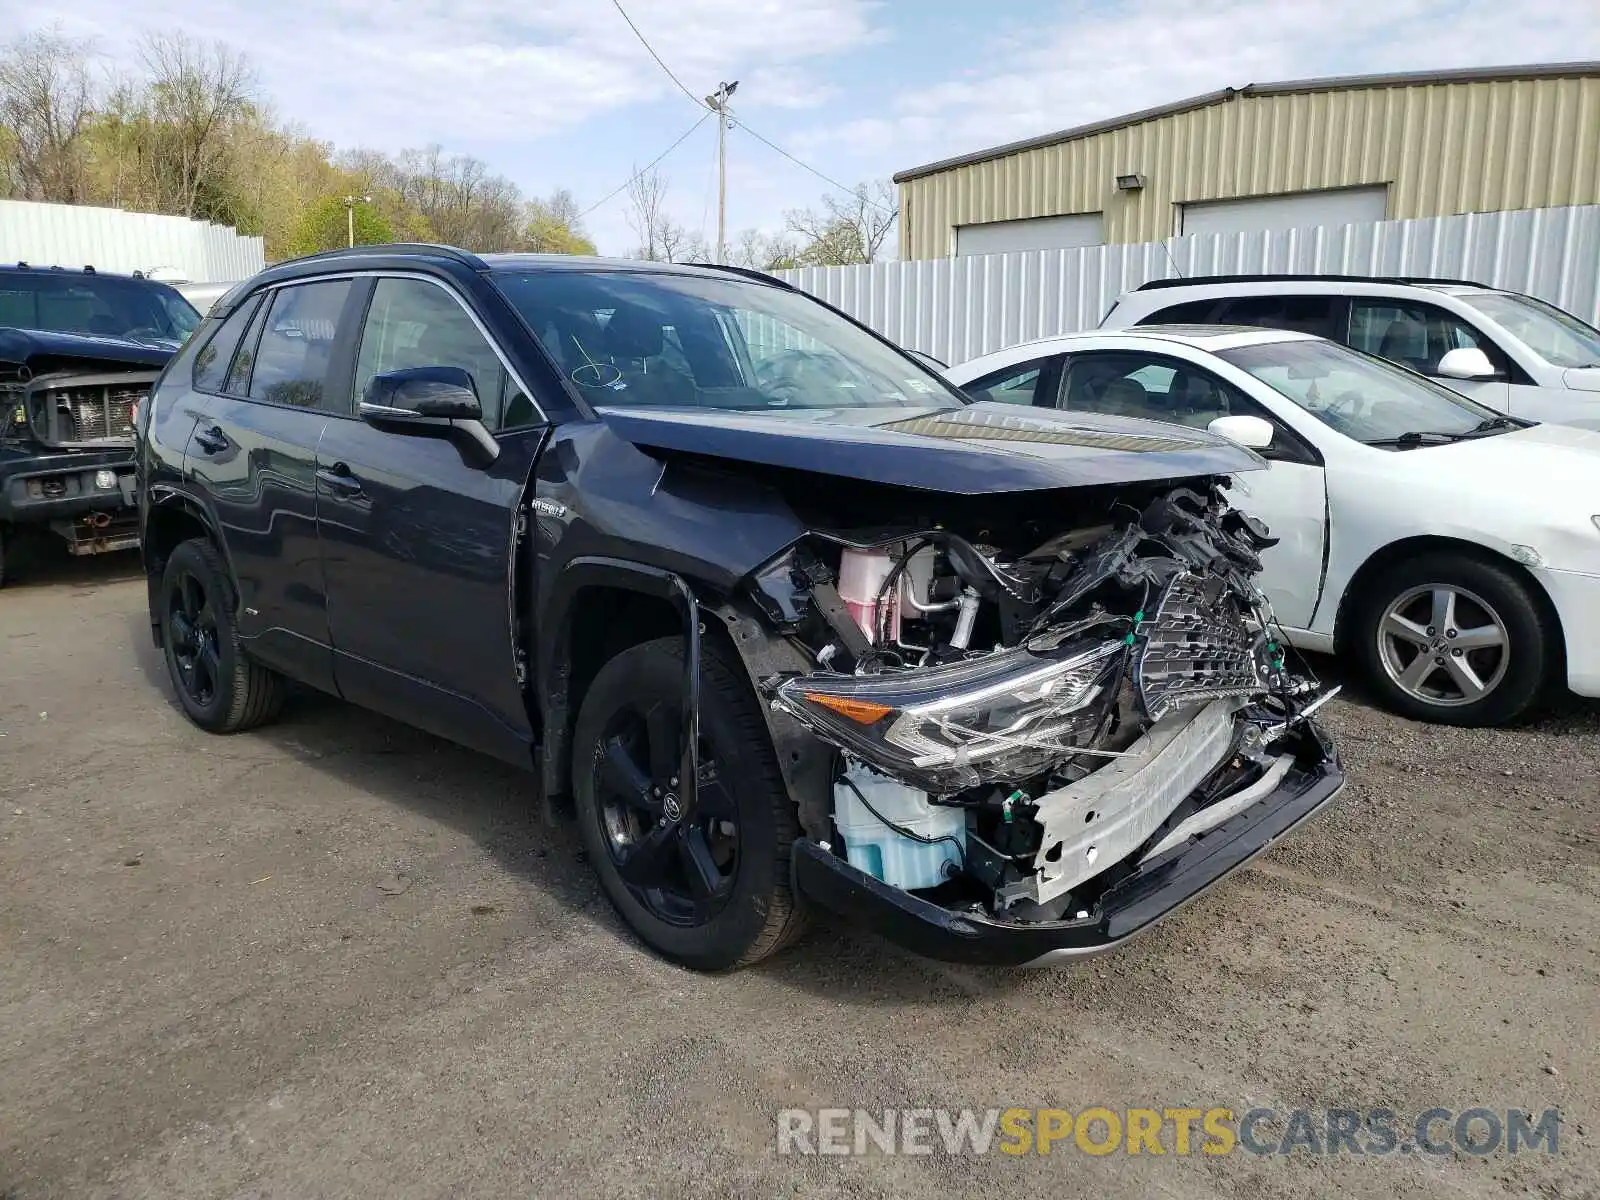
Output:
[
  {"left": 803, "top": 0, "right": 1600, "bottom": 173},
  {"left": 26, "top": 0, "right": 880, "bottom": 149}
]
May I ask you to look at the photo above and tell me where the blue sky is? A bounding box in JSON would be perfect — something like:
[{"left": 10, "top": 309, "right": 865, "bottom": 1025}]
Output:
[{"left": 24, "top": 0, "right": 1600, "bottom": 254}]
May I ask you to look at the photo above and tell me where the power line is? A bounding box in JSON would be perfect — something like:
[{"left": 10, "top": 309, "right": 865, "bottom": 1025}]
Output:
[
  {"left": 578, "top": 111, "right": 712, "bottom": 220},
  {"left": 733, "top": 120, "right": 896, "bottom": 214},
  {"left": 608, "top": 0, "right": 707, "bottom": 112}
]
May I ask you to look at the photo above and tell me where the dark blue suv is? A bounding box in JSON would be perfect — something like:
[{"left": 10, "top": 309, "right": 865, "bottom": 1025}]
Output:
[
  {"left": 0, "top": 264, "right": 199, "bottom": 583},
  {"left": 136, "top": 243, "right": 1342, "bottom": 971}
]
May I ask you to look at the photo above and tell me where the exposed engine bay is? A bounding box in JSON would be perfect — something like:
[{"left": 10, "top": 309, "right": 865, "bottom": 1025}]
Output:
[{"left": 756, "top": 478, "right": 1335, "bottom": 924}]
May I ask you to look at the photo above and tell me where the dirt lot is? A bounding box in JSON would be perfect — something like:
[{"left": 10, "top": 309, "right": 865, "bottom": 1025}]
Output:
[{"left": 1, "top": 551, "right": 1596, "bottom": 1199}]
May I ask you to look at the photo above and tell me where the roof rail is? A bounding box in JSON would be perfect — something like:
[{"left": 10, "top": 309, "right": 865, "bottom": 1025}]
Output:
[
  {"left": 289, "top": 242, "right": 489, "bottom": 270},
  {"left": 689, "top": 262, "right": 797, "bottom": 290},
  {"left": 1136, "top": 272, "right": 1487, "bottom": 291}
]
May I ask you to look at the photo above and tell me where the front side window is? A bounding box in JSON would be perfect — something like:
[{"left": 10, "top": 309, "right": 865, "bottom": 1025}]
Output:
[
  {"left": 961, "top": 359, "right": 1053, "bottom": 406},
  {"left": 492, "top": 269, "right": 966, "bottom": 414},
  {"left": 1347, "top": 299, "right": 1501, "bottom": 377},
  {"left": 354, "top": 278, "right": 525, "bottom": 430},
  {"left": 1455, "top": 292, "right": 1600, "bottom": 369},
  {"left": 247, "top": 281, "right": 351, "bottom": 410},
  {"left": 1219, "top": 339, "right": 1503, "bottom": 446}
]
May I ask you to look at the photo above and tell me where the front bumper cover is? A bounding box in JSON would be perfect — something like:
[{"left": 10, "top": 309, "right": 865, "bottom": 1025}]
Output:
[{"left": 792, "top": 737, "right": 1344, "bottom": 967}]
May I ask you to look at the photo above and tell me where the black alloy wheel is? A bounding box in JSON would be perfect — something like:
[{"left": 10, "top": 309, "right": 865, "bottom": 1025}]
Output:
[
  {"left": 593, "top": 701, "right": 740, "bottom": 927},
  {"left": 167, "top": 565, "right": 222, "bottom": 709},
  {"left": 572, "top": 636, "right": 808, "bottom": 970}
]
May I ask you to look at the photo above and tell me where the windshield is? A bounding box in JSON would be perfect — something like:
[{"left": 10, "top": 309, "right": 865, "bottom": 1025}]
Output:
[
  {"left": 1217, "top": 339, "right": 1505, "bottom": 445},
  {"left": 0, "top": 273, "right": 200, "bottom": 343},
  {"left": 492, "top": 269, "right": 966, "bottom": 413},
  {"left": 1455, "top": 291, "right": 1600, "bottom": 368}
]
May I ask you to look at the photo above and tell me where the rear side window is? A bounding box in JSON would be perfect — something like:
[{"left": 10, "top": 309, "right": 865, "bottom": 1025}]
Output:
[
  {"left": 246, "top": 281, "right": 352, "bottom": 410},
  {"left": 1216, "top": 295, "right": 1339, "bottom": 337},
  {"left": 191, "top": 296, "right": 261, "bottom": 392},
  {"left": 1139, "top": 298, "right": 1222, "bottom": 325}
]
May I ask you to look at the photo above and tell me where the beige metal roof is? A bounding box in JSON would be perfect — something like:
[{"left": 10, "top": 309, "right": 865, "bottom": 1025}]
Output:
[{"left": 893, "top": 62, "right": 1600, "bottom": 183}]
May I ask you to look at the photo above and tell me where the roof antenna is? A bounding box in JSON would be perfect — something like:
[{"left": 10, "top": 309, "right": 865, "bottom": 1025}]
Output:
[{"left": 1160, "top": 236, "right": 1185, "bottom": 280}]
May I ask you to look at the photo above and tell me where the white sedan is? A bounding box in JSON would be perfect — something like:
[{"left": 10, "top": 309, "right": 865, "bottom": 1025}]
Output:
[{"left": 944, "top": 326, "right": 1600, "bottom": 726}]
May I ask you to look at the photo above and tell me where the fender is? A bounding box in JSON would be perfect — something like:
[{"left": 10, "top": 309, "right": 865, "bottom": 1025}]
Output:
[{"left": 538, "top": 557, "right": 702, "bottom": 817}]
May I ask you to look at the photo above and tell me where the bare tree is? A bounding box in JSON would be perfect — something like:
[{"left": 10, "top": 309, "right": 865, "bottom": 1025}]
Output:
[
  {"left": 624, "top": 165, "right": 670, "bottom": 261},
  {"left": 0, "top": 29, "right": 97, "bottom": 203},
  {"left": 137, "top": 32, "right": 257, "bottom": 219},
  {"left": 784, "top": 180, "right": 898, "bottom": 266}
]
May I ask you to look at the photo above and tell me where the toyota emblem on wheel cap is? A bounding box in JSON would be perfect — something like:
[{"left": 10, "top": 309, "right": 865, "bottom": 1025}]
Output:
[{"left": 662, "top": 793, "right": 683, "bottom": 821}]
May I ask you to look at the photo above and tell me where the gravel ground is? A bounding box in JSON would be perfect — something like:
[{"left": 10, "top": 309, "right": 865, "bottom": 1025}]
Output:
[{"left": 1, "top": 551, "right": 1596, "bottom": 1199}]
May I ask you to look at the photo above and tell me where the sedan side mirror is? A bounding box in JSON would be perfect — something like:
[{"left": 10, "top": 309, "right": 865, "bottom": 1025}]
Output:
[
  {"left": 1208, "top": 414, "right": 1276, "bottom": 450},
  {"left": 359, "top": 366, "right": 498, "bottom": 465},
  {"left": 1436, "top": 346, "right": 1496, "bottom": 381}
]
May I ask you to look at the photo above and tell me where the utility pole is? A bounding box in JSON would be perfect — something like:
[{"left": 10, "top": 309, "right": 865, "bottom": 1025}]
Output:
[
  {"left": 343, "top": 194, "right": 371, "bottom": 248},
  {"left": 704, "top": 81, "right": 738, "bottom": 264}
]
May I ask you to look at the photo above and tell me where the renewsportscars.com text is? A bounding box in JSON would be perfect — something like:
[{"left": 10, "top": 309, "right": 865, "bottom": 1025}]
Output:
[{"left": 776, "top": 1106, "right": 1561, "bottom": 1158}]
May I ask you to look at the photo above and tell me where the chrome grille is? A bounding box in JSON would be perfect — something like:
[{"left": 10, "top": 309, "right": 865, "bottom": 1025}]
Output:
[
  {"left": 53, "top": 384, "right": 145, "bottom": 442},
  {"left": 1135, "top": 572, "right": 1268, "bottom": 722}
]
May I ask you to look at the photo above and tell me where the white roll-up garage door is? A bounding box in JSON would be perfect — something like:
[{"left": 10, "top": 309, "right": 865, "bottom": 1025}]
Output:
[
  {"left": 1179, "top": 187, "right": 1388, "bottom": 237},
  {"left": 955, "top": 213, "right": 1105, "bottom": 256}
]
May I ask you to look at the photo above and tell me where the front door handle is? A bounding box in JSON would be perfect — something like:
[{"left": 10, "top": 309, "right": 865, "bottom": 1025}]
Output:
[
  {"left": 316, "top": 462, "right": 365, "bottom": 497},
  {"left": 193, "top": 424, "right": 229, "bottom": 454}
]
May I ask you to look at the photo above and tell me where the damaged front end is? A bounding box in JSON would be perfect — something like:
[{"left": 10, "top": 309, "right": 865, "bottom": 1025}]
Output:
[{"left": 758, "top": 480, "right": 1344, "bottom": 965}]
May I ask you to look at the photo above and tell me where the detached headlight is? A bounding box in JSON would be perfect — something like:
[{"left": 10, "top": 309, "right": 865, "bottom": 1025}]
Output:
[{"left": 771, "top": 640, "right": 1124, "bottom": 793}]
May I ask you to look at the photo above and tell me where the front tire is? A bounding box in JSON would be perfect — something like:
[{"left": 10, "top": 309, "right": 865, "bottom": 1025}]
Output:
[
  {"left": 160, "top": 537, "right": 286, "bottom": 732},
  {"left": 571, "top": 636, "right": 808, "bottom": 970},
  {"left": 1352, "top": 553, "right": 1551, "bottom": 726}
]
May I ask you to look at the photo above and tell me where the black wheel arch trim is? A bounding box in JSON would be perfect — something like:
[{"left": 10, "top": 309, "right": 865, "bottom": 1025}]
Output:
[
  {"left": 539, "top": 557, "right": 702, "bottom": 822},
  {"left": 142, "top": 483, "right": 233, "bottom": 648}
]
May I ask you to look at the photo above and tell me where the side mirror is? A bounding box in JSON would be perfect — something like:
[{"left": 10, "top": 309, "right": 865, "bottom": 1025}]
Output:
[
  {"left": 1436, "top": 346, "right": 1496, "bottom": 381},
  {"left": 359, "top": 366, "right": 498, "bottom": 465},
  {"left": 1208, "top": 414, "right": 1276, "bottom": 450}
]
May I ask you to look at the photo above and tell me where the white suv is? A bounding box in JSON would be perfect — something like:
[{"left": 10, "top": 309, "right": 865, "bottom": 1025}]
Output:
[{"left": 1100, "top": 275, "right": 1600, "bottom": 427}]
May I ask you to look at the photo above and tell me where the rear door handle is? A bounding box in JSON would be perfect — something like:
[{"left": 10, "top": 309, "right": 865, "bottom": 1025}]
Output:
[
  {"left": 193, "top": 424, "right": 229, "bottom": 454},
  {"left": 316, "top": 462, "right": 365, "bottom": 497}
]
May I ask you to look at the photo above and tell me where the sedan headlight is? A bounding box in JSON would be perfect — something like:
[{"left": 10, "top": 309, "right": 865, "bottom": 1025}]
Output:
[{"left": 771, "top": 640, "right": 1124, "bottom": 793}]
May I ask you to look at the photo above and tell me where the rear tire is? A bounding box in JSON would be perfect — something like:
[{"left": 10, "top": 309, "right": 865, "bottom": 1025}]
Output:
[
  {"left": 1351, "top": 553, "right": 1551, "bottom": 726},
  {"left": 160, "top": 537, "right": 286, "bottom": 732},
  {"left": 572, "top": 636, "right": 808, "bottom": 970}
]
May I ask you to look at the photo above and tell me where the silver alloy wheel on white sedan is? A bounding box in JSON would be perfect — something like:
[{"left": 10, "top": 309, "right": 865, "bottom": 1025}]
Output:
[{"left": 1376, "top": 583, "right": 1510, "bottom": 707}]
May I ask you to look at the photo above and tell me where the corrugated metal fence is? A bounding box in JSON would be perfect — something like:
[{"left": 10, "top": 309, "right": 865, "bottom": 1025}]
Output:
[
  {"left": 0, "top": 199, "right": 264, "bottom": 284},
  {"left": 778, "top": 204, "right": 1600, "bottom": 365}
]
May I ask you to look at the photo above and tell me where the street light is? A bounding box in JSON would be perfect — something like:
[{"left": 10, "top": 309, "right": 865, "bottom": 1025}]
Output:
[
  {"left": 343, "top": 194, "right": 372, "bottom": 248},
  {"left": 704, "top": 81, "right": 739, "bottom": 264}
]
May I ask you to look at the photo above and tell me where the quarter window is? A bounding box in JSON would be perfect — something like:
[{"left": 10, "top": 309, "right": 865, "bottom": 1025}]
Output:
[
  {"left": 247, "top": 281, "right": 352, "bottom": 410},
  {"left": 1140, "top": 298, "right": 1223, "bottom": 325},
  {"left": 191, "top": 296, "right": 261, "bottom": 392},
  {"left": 354, "top": 278, "right": 525, "bottom": 430}
]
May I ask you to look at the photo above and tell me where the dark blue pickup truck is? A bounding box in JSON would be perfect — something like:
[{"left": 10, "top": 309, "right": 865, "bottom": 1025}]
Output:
[{"left": 0, "top": 264, "right": 199, "bottom": 584}]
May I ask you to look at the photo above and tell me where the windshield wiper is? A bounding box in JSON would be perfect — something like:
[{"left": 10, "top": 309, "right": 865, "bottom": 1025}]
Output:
[
  {"left": 1364, "top": 430, "right": 1466, "bottom": 449},
  {"left": 1465, "top": 415, "right": 1523, "bottom": 435}
]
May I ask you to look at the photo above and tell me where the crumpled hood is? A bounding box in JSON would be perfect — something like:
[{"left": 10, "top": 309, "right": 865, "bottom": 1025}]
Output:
[
  {"left": 0, "top": 325, "right": 179, "bottom": 371},
  {"left": 598, "top": 402, "right": 1265, "bottom": 494}
]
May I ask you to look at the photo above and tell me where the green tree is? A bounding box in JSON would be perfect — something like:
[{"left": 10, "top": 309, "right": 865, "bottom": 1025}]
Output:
[
  {"left": 522, "top": 188, "right": 596, "bottom": 254},
  {"left": 285, "top": 194, "right": 395, "bottom": 257}
]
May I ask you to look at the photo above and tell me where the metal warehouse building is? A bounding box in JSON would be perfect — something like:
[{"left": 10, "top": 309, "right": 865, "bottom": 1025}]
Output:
[{"left": 893, "top": 62, "right": 1600, "bottom": 260}]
